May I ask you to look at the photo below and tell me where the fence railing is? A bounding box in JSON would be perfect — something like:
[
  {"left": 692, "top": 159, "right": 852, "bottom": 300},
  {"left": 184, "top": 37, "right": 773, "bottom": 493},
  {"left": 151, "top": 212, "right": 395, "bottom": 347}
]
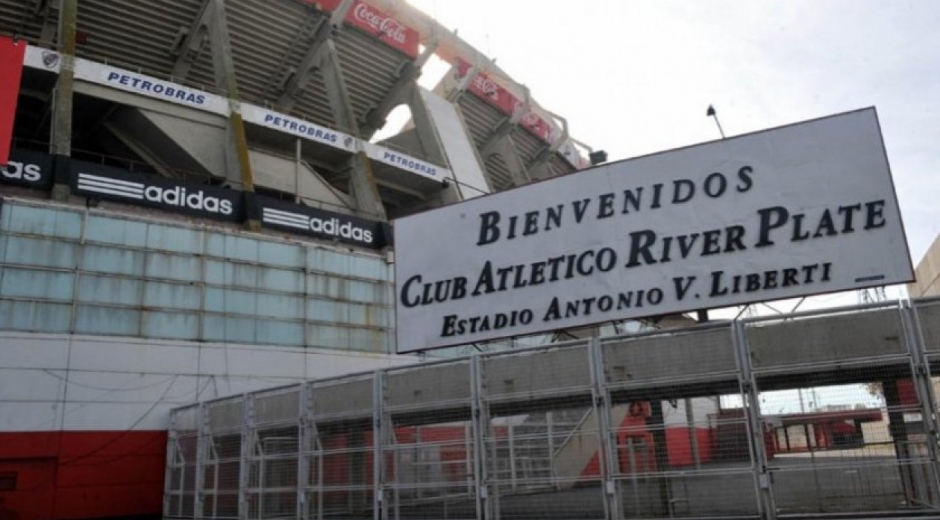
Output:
[{"left": 166, "top": 297, "right": 940, "bottom": 520}]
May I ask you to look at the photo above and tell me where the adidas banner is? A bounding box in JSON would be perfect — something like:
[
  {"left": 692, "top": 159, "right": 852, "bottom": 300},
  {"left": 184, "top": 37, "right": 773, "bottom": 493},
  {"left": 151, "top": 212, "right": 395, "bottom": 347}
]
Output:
[
  {"left": 1, "top": 149, "right": 54, "bottom": 190},
  {"left": 70, "top": 161, "right": 244, "bottom": 222},
  {"left": 258, "top": 195, "right": 391, "bottom": 250}
]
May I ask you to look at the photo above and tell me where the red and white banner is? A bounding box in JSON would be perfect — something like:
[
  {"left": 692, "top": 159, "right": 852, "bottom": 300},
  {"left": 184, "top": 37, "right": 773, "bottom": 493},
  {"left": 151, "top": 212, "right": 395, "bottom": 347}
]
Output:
[
  {"left": 315, "top": 0, "right": 419, "bottom": 59},
  {"left": 0, "top": 36, "right": 26, "bottom": 165},
  {"left": 456, "top": 58, "right": 556, "bottom": 144}
]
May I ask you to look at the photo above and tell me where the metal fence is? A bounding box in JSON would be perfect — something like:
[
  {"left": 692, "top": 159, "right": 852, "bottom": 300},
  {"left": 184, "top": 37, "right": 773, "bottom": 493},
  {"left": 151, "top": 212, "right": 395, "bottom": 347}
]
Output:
[{"left": 165, "top": 298, "right": 940, "bottom": 520}]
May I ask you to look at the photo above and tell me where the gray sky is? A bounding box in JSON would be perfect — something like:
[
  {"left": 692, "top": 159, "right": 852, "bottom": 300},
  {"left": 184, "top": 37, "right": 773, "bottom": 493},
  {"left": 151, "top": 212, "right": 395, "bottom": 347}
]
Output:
[{"left": 410, "top": 0, "right": 940, "bottom": 265}]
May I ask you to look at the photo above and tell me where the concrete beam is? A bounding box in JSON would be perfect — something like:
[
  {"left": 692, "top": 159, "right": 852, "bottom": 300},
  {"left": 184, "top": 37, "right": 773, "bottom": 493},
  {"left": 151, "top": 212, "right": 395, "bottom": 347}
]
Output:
[
  {"left": 170, "top": 0, "right": 213, "bottom": 81},
  {"left": 479, "top": 89, "right": 530, "bottom": 158},
  {"left": 276, "top": 0, "right": 354, "bottom": 113},
  {"left": 50, "top": 0, "right": 77, "bottom": 201},
  {"left": 492, "top": 135, "right": 529, "bottom": 187},
  {"left": 359, "top": 40, "right": 438, "bottom": 138}
]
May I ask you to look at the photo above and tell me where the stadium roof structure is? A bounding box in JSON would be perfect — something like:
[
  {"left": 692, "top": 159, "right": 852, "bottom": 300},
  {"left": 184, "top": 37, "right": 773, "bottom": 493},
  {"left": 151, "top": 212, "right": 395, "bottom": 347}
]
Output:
[{"left": 1, "top": 0, "right": 592, "bottom": 221}]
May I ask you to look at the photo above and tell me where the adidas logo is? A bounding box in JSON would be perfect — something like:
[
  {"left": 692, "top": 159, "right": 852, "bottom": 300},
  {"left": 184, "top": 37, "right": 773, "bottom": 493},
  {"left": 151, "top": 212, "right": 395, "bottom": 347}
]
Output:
[
  {"left": 262, "top": 207, "right": 374, "bottom": 244},
  {"left": 77, "top": 173, "right": 234, "bottom": 215}
]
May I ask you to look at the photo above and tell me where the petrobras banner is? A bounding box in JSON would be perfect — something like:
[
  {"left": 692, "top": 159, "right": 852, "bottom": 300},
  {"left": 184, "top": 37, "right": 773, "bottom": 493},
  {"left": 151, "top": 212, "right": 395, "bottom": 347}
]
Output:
[
  {"left": 0, "top": 36, "right": 26, "bottom": 165},
  {"left": 316, "top": 0, "right": 419, "bottom": 58},
  {"left": 73, "top": 59, "right": 229, "bottom": 115},
  {"left": 365, "top": 143, "right": 446, "bottom": 181},
  {"left": 241, "top": 104, "right": 357, "bottom": 152},
  {"left": 24, "top": 45, "right": 61, "bottom": 73},
  {"left": 393, "top": 109, "right": 914, "bottom": 352},
  {"left": 70, "top": 161, "right": 244, "bottom": 222},
  {"left": 0, "top": 149, "right": 54, "bottom": 190},
  {"left": 258, "top": 195, "right": 390, "bottom": 250}
]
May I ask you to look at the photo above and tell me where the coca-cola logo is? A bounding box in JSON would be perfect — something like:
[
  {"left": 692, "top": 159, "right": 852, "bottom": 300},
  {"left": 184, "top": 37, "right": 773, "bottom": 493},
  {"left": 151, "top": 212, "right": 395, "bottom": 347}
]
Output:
[
  {"left": 353, "top": 3, "right": 407, "bottom": 44},
  {"left": 473, "top": 75, "right": 499, "bottom": 99}
]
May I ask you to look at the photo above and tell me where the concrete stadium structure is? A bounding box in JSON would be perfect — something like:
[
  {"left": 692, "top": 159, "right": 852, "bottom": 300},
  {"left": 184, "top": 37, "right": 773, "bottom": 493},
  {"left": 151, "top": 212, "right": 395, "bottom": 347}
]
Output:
[
  {"left": 0, "top": 0, "right": 592, "bottom": 518},
  {"left": 0, "top": 2, "right": 938, "bottom": 520}
]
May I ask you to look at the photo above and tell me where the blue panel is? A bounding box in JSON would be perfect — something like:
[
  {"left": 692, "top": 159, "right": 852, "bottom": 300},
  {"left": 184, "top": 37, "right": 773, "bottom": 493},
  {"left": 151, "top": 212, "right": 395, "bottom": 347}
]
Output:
[
  {"left": 307, "top": 248, "right": 348, "bottom": 276},
  {"left": 306, "top": 324, "right": 350, "bottom": 349},
  {"left": 74, "top": 305, "right": 140, "bottom": 336},
  {"left": 0, "top": 268, "right": 74, "bottom": 301},
  {"left": 203, "top": 315, "right": 256, "bottom": 343},
  {"left": 145, "top": 253, "right": 202, "bottom": 283},
  {"left": 142, "top": 311, "right": 199, "bottom": 340},
  {"left": 144, "top": 281, "right": 202, "bottom": 310},
  {"left": 258, "top": 241, "right": 304, "bottom": 268},
  {"left": 4, "top": 205, "right": 82, "bottom": 239},
  {"left": 77, "top": 274, "right": 141, "bottom": 306},
  {"left": 81, "top": 245, "right": 146, "bottom": 277},
  {"left": 84, "top": 215, "right": 148, "bottom": 248},
  {"left": 306, "top": 298, "right": 348, "bottom": 323},
  {"left": 255, "top": 292, "right": 303, "bottom": 320},
  {"left": 145, "top": 224, "right": 203, "bottom": 254},
  {"left": 0, "top": 300, "right": 71, "bottom": 332},
  {"left": 256, "top": 319, "right": 304, "bottom": 346},
  {"left": 4, "top": 237, "right": 77, "bottom": 269},
  {"left": 258, "top": 267, "right": 303, "bottom": 294},
  {"left": 204, "top": 288, "right": 256, "bottom": 315}
]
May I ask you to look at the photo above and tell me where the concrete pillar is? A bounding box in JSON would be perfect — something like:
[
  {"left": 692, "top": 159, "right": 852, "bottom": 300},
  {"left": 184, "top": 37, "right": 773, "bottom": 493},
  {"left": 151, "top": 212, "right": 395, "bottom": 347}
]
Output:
[{"left": 50, "top": 0, "right": 77, "bottom": 201}]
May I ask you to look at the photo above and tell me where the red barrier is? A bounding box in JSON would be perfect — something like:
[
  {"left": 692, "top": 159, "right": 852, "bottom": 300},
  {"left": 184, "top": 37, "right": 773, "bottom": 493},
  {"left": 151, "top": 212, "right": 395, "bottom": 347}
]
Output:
[{"left": 0, "top": 35, "right": 26, "bottom": 165}]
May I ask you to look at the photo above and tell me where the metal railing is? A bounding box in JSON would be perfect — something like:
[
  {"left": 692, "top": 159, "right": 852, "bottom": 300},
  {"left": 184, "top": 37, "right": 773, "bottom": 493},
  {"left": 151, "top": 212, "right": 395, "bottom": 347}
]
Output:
[{"left": 166, "top": 297, "right": 940, "bottom": 520}]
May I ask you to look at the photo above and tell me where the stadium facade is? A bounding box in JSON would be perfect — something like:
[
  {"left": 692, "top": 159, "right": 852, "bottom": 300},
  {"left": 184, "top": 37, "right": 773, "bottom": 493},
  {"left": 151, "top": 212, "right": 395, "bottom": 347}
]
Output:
[{"left": 0, "top": 1, "right": 595, "bottom": 518}]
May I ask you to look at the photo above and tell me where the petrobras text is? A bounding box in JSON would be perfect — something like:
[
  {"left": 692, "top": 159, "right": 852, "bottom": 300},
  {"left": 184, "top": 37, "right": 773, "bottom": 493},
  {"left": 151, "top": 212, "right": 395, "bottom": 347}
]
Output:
[{"left": 105, "top": 71, "right": 206, "bottom": 105}]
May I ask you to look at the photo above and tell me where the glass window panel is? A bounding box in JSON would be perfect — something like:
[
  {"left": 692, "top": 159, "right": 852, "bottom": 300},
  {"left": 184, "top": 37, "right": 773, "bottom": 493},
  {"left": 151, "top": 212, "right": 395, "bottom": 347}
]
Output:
[
  {"left": 203, "top": 315, "right": 256, "bottom": 343},
  {"left": 144, "top": 282, "right": 201, "bottom": 311},
  {"left": 256, "top": 320, "right": 304, "bottom": 346},
  {"left": 306, "top": 299, "right": 347, "bottom": 323},
  {"left": 348, "top": 327, "right": 388, "bottom": 353},
  {"left": 5, "top": 205, "right": 82, "bottom": 239},
  {"left": 4, "top": 237, "right": 77, "bottom": 269},
  {"left": 255, "top": 293, "right": 303, "bottom": 320},
  {"left": 347, "top": 280, "right": 383, "bottom": 303},
  {"left": 0, "top": 300, "right": 71, "bottom": 332},
  {"left": 306, "top": 324, "right": 349, "bottom": 350},
  {"left": 81, "top": 245, "right": 145, "bottom": 277},
  {"left": 77, "top": 274, "right": 141, "bottom": 306},
  {"left": 204, "top": 288, "right": 256, "bottom": 315},
  {"left": 348, "top": 304, "right": 390, "bottom": 328},
  {"left": 258, "top": 241, "right": 303, "bottom": 268},
  {"left": 307, "top": 249, "right": 348, "bottom": 276},
  {"left": 348, "top": 254, "right": 386, "bottom": 281},
  {"left": 145, "top": 253, "right": 201, "bottom": 283},
  {"left": 84, "top": 215, "right": 148, "bottom": 248},
  {"left": 257, "top": 267, "right": 302, "bottom": 294},
  {"left": 307, "top": 274, "right": 344, "bottom": 300},
  {"left": 145, "top": 224, "right": 202, "bottom": 254},
  {"left": 74, "top": 305, "right": 140, "bottom": 336},
  {"left": 142, "top": 311, "right": 199, "bottom": 340},
  {"left": 0, "top": 268, "right": 74, "bottom": 301}
]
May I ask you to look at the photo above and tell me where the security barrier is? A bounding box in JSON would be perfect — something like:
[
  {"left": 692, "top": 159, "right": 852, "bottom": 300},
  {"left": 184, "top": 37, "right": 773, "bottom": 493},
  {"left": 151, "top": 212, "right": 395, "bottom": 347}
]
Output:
[{"left": 166, "top": 298, "right": 940, "bottom": 519}]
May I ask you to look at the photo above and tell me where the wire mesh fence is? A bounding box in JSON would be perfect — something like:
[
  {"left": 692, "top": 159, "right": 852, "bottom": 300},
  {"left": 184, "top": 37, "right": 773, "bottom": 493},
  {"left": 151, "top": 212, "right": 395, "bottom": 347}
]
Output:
[{"left": 166, "top": 298, "right": 940, "bottom": 520}]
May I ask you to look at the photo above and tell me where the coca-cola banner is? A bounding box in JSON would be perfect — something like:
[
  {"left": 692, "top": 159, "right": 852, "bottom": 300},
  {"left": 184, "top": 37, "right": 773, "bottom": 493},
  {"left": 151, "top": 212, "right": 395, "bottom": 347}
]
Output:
[
  {"left": 315, "top": 0, "right": 419, "bottom": 59},
  {"left": 456, "top": 58, "right": 556, "bottom": 144},
  {"left": 0, "top": 36, "right": 27, "bottom": 165}
]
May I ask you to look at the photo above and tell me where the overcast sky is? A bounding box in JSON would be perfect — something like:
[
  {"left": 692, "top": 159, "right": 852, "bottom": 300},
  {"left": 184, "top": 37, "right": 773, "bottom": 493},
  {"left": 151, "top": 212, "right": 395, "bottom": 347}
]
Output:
[{"left": 409, "top": 0, "right": 940, "bottom": 268}]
